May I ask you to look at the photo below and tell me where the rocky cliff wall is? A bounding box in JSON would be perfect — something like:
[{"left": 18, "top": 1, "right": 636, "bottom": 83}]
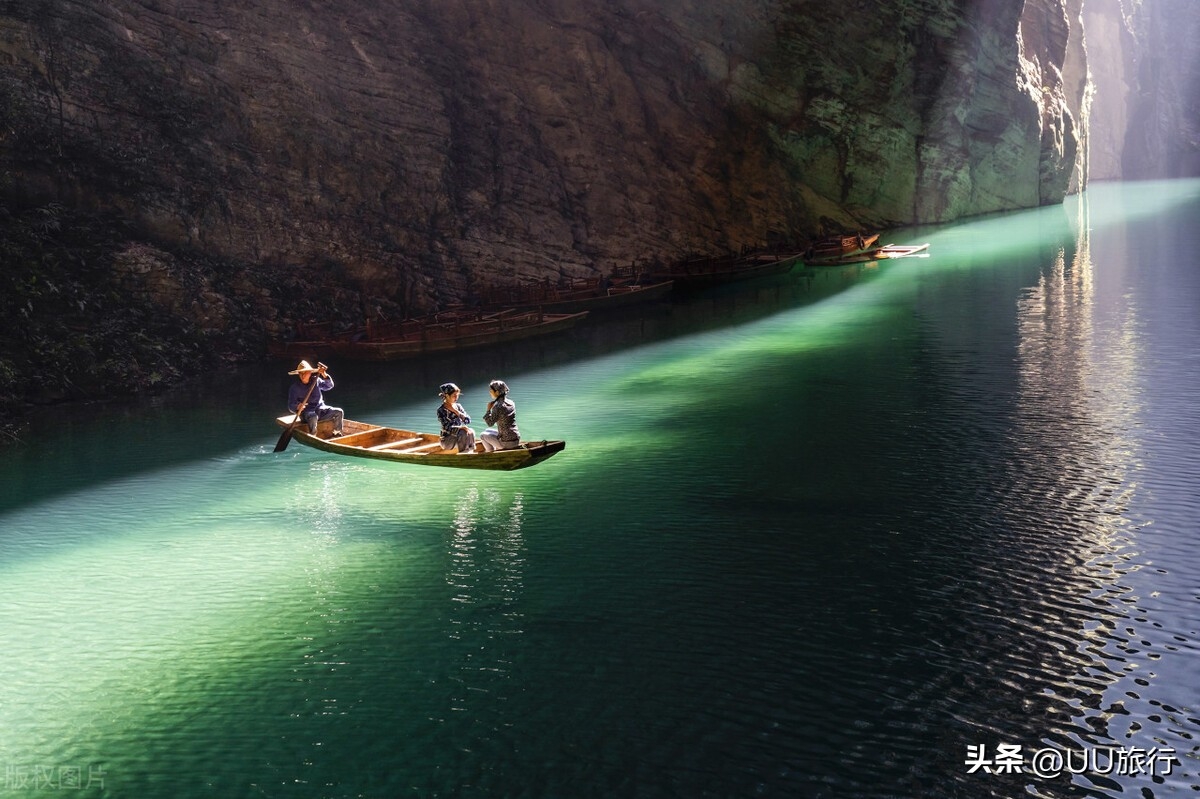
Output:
[
  {"left": 1118, "top": 0, "right": 1200, "bottom": 178},
  {"left": 1082, "top": 0, "right": 1200, "bottom": 181},
  {"left": 1082, "top": 0, "right": 1133, "bottom": 181},
  {"left": 2, "top": 0, "right": 1090, "bottom": 315}
]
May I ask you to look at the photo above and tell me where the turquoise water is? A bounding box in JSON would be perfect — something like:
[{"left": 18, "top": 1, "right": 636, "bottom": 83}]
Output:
[{"left": 1, "top": 181, "right": 1198, "bottom": 798}]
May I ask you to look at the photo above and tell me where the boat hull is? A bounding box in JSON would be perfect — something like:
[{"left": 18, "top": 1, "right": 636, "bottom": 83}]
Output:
[
  {"left": 275, "top": 416, "right": 566, "bottom": 470},
  {"left": 266, "top": 339, "right": 344, "bottom": 360},
  {"left": 332, "top": 311, "right": 588, "bottom": 361},
  {"left": 645, "top": 252, "right": 800, "bottom": 291},
  {"left": 488, "top": 279, "right": 675, "bottom": 314}
]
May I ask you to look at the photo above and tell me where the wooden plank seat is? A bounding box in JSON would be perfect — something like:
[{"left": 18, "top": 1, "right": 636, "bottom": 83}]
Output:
[
  {"left": 323, "top": 429, "right": 383, "bottom": 446},
  {"left": 391, "top": 441, "right": 445, "bottom": 455},
  {"left": 367, "top": 437, "right": 424, "bottom": 451}
]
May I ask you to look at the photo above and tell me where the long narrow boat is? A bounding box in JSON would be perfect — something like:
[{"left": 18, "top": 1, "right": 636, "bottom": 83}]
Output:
[
  {"left": 269, "top": 309, "right": 589, "bottom": 363},
  {"left": 335, "top": 309, "right": 588, "bottom": 361},
  {"left": 266, "top": 321, "right": 356, "bottom": 360},
  {"left": 478, "top": 277, "right": 675, "bottom": 314},
  {"left": 873, "top": 243, "right": 930, "bottom": 260},
  {"left": 803, "top": 241, "right": 930, "bottom": 266},
  {"left": 275, "top": 416, "right": 566, "bottom": 470},
  {"left": 642, "top": 250, "right": 803, "bottom": 291},
  {"left": 802, "top": 232, "right": 882, "bottom": 265}
]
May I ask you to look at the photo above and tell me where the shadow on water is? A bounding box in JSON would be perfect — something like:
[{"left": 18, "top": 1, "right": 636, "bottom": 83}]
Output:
[{"left": 0, "top": 262, "right": 886, "bottom": 515}]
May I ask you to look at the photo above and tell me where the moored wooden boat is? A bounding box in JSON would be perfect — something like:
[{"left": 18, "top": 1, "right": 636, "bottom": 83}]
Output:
[
  {"left": 274, "top": 416, "right": 566, "bottom": 470},
  {"left": 642, "top": 250, "right": 802, "bottom": 290},
  {"left": 803, "top": 241, "right": 930, "bottom": 266},
  {"left": 334, "top": 309, "right": 587, "bottom": 361},
  {"left": 266, "top": 321, "right": 357, "bottom": 360},
  {"left": 478, "top": 277, "right": 674, "bottom": 314},
  {"left": 873, "top": 243, "right": 930, "bottom": 259},
  {"left": 802, "top": 232, "right": 882, "bottom": 265},
  {"left": 268, "top": 309, "right": 587, "bottom": 362}
]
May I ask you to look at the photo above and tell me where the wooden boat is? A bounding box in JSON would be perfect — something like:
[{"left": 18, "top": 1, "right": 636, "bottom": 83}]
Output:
[
  {"left": 477, "top": 276, "right": 675, "bottom": 314},
  {"left": 266, "top": 321, "right": 356, "bottom": 360},
  {"left": 269, "top": 308, "right": 588, "bottom": 362},
  {"left": 642, "top": 250, "right": 802, "bottom": 291},
  {"left": 801, "top": 232, "right": 882, "bottom": 265},
  {"left": 871, "top": 243, "right": 930, "bottom": 260},
  {"left": 268, "top": 309, "right": 585, "bottom": 362},
  {"left": 275, "top": 416, "right": 566, "bottom": 470},
  {"left": 803, "top": 241, "right": 930, "bottom": 266}
]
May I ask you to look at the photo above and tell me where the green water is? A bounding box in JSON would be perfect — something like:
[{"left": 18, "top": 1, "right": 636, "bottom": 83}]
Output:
[{"left": 2, "top": 180, "right": 1198, "bottom": 798}]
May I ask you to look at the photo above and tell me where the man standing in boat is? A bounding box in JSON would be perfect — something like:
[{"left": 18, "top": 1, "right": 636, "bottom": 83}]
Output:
[{"left": 287, "top": 360, "right": 344, "bottom": 437}]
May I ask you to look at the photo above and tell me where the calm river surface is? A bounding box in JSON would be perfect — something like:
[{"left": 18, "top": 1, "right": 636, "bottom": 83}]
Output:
[{"left": 2, "top": 180, "right": 1198, "bottom": 798}]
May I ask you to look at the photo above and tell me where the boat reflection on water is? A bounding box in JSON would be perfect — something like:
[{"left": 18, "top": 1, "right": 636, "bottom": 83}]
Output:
[{"left": 444, "top": 488, "right": 527, "bottom": 720}]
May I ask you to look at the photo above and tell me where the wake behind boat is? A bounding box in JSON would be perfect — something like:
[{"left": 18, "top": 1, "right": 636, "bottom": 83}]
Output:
[{"left": 274, "top": 416, "right": 566, "bottom": 470}]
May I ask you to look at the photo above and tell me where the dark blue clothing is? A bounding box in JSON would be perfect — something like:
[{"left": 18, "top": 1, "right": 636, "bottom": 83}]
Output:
[
  {"left": 288, "top": 375, "right": 342, "bottom": 435},
  {"left": 288, "top": 375, "right": 334, "bottom": 414}
]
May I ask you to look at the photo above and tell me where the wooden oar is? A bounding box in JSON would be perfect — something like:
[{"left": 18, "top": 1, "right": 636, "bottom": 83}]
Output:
[{"left": 274, "top": 369, "right": 321, "bottom": 453}]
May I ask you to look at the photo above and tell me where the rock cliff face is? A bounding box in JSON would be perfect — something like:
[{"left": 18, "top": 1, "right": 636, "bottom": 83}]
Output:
[
  {"left": 2, "top": 0, "right": 1093, "bottom": 315},
  {"left": 1115, "top": 0, "right": 1198, "bottom": 179},
  {"left": 1083, "top": 0, "right": 1200, "bottom": 180},
  {"left": 1082, "top": 0, "right": 1133, "bottom": 180}
]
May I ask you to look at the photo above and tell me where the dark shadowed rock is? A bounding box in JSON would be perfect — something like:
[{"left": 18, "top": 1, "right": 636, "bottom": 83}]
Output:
[{"left": 2, "top": 0, "right": 1096, "bottom": 310}]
